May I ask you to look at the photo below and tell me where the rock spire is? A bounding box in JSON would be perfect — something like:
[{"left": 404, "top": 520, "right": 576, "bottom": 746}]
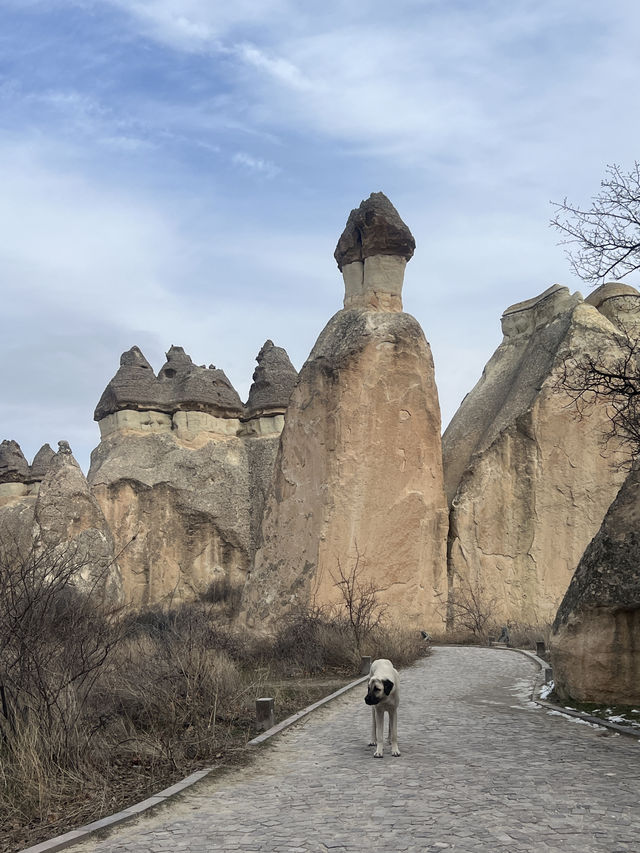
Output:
[
  {"left": 245, "top": 340, "right": 298, "bottom": 419},
  {"left": 242, "top": 193, "right": 448, "bottom": 630},
  {"left": 334, "top": 192, "right": 416, "bottom": 312}
]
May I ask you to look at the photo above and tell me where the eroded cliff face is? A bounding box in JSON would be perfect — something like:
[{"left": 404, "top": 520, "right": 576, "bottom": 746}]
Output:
[
  {"left": 35, "top": 442, "right": 123, "bottom": 604},
  {"left": 0, "top": 441, "right": 123, "bottom": 605},
  {"left": 242, "top": 193, "right": 448, "bottom": 630},
  {"left": 88, "top": 342, "right": 296, "bottom": 607},
  {"left": 550, "top": 464, "right": 640, "bottom": 705},
  {"left": 444, "top": 283, "right": 639, "bottom": 626}
]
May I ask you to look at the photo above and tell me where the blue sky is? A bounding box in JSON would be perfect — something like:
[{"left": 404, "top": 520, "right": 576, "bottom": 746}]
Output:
[{"left": 2, "top": 0, "right": 640, "bottom": 471}]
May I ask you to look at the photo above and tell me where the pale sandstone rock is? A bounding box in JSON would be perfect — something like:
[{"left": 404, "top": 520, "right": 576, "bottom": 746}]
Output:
[
  {"left": 98, "top": 409, "right": 172, "bottom": 438},
  {"left": 34, "top": 441, "right": 123, "bottom": 605},
  {"left": 443, "top": 284, "right": 636, "bottom": 626},
  {"left": 242, "top": 309, "right": 448, "bottom": 630},
  {"left": 243, "top": 195, "right": 447, "bottom": 631},
  {"left": 88, "top": 430, "right": 253, "bottom": 606},
  {"left": 550, "top": 464, "right": 640, "bottom": 705}
]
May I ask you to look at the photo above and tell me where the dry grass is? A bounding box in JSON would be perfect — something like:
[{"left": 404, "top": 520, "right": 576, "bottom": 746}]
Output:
[{"left": 0, "top": 559, "right": 429, "bottom": 853}]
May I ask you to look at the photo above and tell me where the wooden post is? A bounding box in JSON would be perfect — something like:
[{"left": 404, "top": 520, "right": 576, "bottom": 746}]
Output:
[
  {"left": 360, "top": 656, "right": 372, "bottom": 676},
  {"left": 536, "top": 641, "right": 546, "bottom": 657},
  {"left": 256, "top": 697, "right": 275, "bottom": 731},
  {"left": 544, "top": 667, "right": 553, "bottom": 684}
]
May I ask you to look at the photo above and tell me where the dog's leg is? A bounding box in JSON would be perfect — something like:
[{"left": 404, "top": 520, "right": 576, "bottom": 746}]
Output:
[
  {"left": 373, "top": 707, "right": 385, "bottom": 758},
  {"left": 388, "top": 707, "right": 400, "bottom": 757},
  {"left": 369, "top": 708, "right": 376, "bottom": 746}
]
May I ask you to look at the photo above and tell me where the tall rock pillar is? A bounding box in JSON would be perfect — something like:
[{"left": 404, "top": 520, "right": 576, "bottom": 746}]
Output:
[{"left": 242, "top": 193, "right": 448, "bottom": 630}]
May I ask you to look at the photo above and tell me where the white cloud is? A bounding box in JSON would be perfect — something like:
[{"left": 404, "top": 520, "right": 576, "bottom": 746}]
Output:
[
  {"left": 235, "top": 43, "right": 314, "bottom": 92},
  {"left": 232, "top": 150, "right": 280, "bottom": 178},
  {"left": 106, "top": 0, "right": 288, "bottom": 50}
]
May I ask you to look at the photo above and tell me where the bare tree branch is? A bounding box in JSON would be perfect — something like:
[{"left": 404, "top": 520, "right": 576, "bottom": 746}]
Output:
[{"left": 551, "top": 162, "right": 640, "bottom": 284}]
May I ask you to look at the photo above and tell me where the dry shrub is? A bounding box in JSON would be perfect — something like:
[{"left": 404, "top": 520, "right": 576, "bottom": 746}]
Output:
[
  {"left": 507, "top": 621, "right": 553, "bottom": 651},
  {"left": 363, "top": 622, "right": 430, "bottom": 669},
  {"left": 0, "top": 534, "right": 126, "bottom": 830},
  {"left": 271, "top": 608, "right": 358, "bottom": 674},
  {"left": 270, "top": 608, "right": 429, "bottom": 676},
  {"left": 199, "top": 575, "right": 244, "bottom": 615}
]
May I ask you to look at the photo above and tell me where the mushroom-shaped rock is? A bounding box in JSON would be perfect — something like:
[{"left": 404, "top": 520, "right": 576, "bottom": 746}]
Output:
[
  {"left": 28, "top": 443, "right": 56, "bottom": 484},
  {"left": 245, "top": 340, "right": 298, "bottom": 418},
  {"left": 94, "top": 346, "right": 159, "bottom": 420},
  {"left": 242, "top": 196, "right": 447, "bottom": 631},
  {"left": 159, "top": 346, "right": 244, "bottom": 417},
  {"left": 334, "top": 192, "right": 415, "bottom": 312},
  {"left": 0, "top": 440, "right": 29, "bottom": 484}
]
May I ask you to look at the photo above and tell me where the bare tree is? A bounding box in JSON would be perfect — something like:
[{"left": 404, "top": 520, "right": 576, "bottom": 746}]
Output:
[
  {"left": 331, "top": 547, "right": 388, "bottom": 653},
  {"left": 446, "top": 574, "right": 499, "bottom": 642},
  {"left": 551, "top": 162, "right": 640, "bottom": 284},
  {"left": 557, "top": 323, "right": 640, "bottom": 464}
]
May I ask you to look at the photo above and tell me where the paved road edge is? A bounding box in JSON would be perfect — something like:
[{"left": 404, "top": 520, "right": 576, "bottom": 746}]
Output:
[{"left": 17, "top": 675, "right": 369, "bottom": 853}]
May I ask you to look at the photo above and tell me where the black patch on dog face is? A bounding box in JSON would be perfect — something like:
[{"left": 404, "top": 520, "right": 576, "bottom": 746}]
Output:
[
  {"left": 365, "top": 679, "right": 383, "bottom": 705},
  {"left": 382, "top": 679, "right": 394, "bottom": 696}
]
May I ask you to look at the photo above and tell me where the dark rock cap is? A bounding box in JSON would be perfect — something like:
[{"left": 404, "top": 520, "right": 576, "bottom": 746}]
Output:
[
  {"left": 0, "top": 440, "right": 29, "bottom": 484},
  {"left": 28, "top": 443, "right": 56, "bottom": 483},
  {"left": 94, "top": 345, "right": 244, "bottom": 420},
  {"left": 94, "top": 346, "right": 158, "bottom": 421},
  {"left": 245, "top": 340, "right": 298, "bottom": 418},
  {"left": 334, "top": 192, "right": 416, "bottom": 271},
  {"left": 158, "top": 346, "right": 244, "bottom": 416}
]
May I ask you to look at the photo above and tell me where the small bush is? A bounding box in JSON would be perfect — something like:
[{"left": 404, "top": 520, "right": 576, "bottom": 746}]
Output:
[
  {"left": 199, "top": 575, "right": 243, "bottom": 614},
  {"left": 271, "top": 609, "right": 357, "bottom": 674}
]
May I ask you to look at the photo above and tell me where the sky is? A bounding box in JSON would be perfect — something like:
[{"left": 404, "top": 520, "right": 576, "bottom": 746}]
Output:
[{"left": 2, "top": 0, "right": 640, "bottom": 473}]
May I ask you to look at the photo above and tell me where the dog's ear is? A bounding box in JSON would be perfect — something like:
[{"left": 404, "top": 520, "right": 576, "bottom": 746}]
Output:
[{"left": 382, "top": 679, "right": 394, "bottom": 696}]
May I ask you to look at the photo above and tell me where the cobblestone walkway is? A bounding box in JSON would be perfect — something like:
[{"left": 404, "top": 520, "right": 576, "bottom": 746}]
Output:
[{"left": 69, "top": 647, "right": 639, "bottom": 853}]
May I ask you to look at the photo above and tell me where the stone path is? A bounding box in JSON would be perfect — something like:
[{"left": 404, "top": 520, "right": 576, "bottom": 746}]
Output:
[{"left": 67, "top": 647, "right": 640, "bottom": 853}]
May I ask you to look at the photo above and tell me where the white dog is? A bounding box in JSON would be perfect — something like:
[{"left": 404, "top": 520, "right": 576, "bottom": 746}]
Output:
[{"left": 364, "top": 658, "right": 400, "bottom": 758}]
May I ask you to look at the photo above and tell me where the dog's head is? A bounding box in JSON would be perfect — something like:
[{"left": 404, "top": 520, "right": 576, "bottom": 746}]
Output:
[{"left": 364, "top": 676, "right": 394, "bottom": 705}]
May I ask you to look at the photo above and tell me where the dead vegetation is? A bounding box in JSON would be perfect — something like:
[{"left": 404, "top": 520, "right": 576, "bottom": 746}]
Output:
[{"left": 0, "top": 538, "right": 428, "bottom": 852}]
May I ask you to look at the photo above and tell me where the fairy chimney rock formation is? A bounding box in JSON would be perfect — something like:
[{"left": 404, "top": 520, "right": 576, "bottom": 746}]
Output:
[
  {"left": 28, "top": 443, "right": 56, "bottom": 485},
  {"left": 89, "top": 342, "right": 296, "bottom": 607},
  {"left": 443, "top": 282, "right": 637, "bottom": 625},
  {"left": 245, "top": 340, "right": 298, "bottom": 420},
  {"left": 95, "top": 345, "right": 245, "bottom": 441},
  {"left": 334, "top": 192, "right": 416, "bottom": 312},
  {"left": 550, "top": 464, "right": 640, "bottom": 705},
  {"left": 243, "top": 194, "right": 448, "bottom": 630}
]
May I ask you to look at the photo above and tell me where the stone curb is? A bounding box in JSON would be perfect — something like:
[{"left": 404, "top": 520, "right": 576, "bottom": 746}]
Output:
[
  {"left": 511, "top": 647, "right": 640, "bottom": 741},
  {"left": 17, "top": 674, "right": 369, "bottom": 853},
  {"left": 247, "top": 675, "right": 369, "bottom": 746}
]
